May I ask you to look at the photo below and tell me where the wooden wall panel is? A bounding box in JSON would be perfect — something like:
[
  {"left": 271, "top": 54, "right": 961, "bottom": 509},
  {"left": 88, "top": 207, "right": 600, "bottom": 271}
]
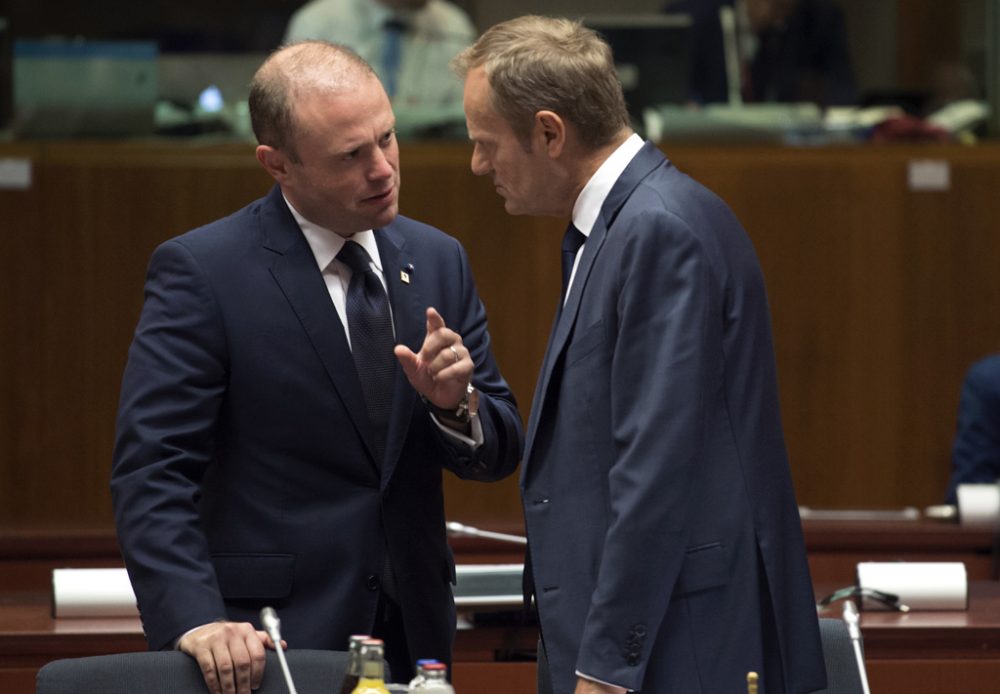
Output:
[
  {"left": 0, "top": 143, "right": 274, "bottom": 526},
  {"left": 3, "top": 141, "right": 1000, "bottom": 536}
]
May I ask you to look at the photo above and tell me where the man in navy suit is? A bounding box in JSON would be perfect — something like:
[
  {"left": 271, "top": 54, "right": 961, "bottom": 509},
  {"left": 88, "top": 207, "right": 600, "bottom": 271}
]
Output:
[
  {"left": 668, "top": 0, "right": 857, "bottom": 106},
  {"left": 111, "top": 41, "right": 522, "bottom": 694},
  {"left": 454, "top": 16, "right": 825, "bottom": 694},
  {"left": 946, "top": 354, "right": 1000, "bottom": 503}
]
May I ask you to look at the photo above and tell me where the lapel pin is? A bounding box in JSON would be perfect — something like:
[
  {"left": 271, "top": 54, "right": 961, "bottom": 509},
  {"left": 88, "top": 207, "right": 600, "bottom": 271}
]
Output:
[{"left": 400, "top": 263, "right": 414, "bottom": 284}]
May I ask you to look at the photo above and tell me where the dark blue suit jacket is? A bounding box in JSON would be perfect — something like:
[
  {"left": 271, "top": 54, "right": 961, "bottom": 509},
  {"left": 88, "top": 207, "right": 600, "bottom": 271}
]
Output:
[
  {"left": 111, "top": 186, "right": 522, "bottom": 664},
  {"left": 946, "top": 355, "right": 1000, "bottom": 503},
  {"left": 670, "top": 0, "right": 857, "bottom": 106},
  {"left": 521, "top": 143, "right": 825, "bottom": 693}
]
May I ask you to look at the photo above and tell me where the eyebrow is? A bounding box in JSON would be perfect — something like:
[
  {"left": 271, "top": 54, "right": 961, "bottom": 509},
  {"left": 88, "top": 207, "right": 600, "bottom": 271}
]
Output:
[{"left": 335, "top": 126, "right": 396, "bottom": 156}]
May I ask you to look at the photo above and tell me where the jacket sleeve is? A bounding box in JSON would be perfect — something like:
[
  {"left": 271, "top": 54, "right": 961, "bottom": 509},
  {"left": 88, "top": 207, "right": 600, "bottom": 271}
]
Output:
[
  {"left": 429, "top": 238, "right": 523, "bottom": 483},
  {"left": 110, "top": 238, "right": 229, "bottom": 650},
  {"left": 947, "top": 357, "right": 1000, "bottom": 503}
]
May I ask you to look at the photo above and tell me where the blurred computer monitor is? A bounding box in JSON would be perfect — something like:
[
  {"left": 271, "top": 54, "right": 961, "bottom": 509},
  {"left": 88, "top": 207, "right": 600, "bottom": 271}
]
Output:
[
  {"left": 583, "top": 13, "right": 693, "bottom": 130},
  {"left": 14, "top": 39, "right": 158, "bottom": 137}
]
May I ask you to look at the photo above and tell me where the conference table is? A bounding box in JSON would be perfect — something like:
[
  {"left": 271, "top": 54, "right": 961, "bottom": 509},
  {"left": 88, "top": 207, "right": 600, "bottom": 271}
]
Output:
[
  {"left": 2, "top": 517, "right": 1000, "bottom": 694},
  {"left": 5, "top": 584, "right": 1000, "bottom": 694}
]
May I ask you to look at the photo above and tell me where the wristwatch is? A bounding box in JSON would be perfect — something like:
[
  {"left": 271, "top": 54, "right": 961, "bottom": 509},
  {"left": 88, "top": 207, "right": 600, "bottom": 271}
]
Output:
[
  {"left": 453, "top": 382, "right": 479, "bottom": 423},
  {"left": 428, "top": 382, "right": 479, "bottom": 425}
]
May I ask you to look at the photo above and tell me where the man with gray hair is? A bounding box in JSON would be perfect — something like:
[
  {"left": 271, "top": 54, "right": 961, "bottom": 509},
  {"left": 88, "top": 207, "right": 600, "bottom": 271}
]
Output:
[
  {"left": 112, "top": 40, "right": 522, "bottom": 694},
  {"left": 454, "top": 16, "right": 826, "bottom": 694}
]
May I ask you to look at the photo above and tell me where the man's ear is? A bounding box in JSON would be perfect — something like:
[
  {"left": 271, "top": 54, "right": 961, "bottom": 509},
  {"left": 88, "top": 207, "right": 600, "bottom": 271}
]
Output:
[
  {"left": 534, "top": 110, "right": 566, "bottom": 157},
  {"left": 256, "top": 145, "right": 290, "bottom": 182}
]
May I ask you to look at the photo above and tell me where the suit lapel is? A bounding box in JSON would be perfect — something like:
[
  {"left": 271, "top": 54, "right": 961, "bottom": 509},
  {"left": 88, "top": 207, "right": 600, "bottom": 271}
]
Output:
[
  {"left": 259, "top": 187, "right": 382, "bottom": 471},
  {"left": 522, "top": 143, "right": 668, "bottom": 476},
  {"left": 521, "top": 220, "right": 608, "bottom": 472},
  {"left": 376, "top": 223, "right": 424, "bottom": 487}
]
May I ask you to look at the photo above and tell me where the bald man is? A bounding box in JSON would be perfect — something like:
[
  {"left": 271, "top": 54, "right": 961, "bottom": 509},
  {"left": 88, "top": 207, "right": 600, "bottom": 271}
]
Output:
[{"left": 111, "top": 41, "right": 522, "bottom": 694}]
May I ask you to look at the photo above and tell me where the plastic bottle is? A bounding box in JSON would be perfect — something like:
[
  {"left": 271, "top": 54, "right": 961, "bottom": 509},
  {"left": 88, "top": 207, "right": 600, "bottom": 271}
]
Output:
[{"left": 418, "top": 663, "right": 454, "bottom": 693}]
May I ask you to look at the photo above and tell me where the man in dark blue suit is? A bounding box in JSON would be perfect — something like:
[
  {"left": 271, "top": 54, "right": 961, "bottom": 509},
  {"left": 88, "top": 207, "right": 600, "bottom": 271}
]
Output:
[
  {"left": 668, "top": 0, "right": 857, "bottom": 106},
  {"left": 111, "top": 41, "right": 522, "bottom": 694},
  {"left": 454, "top": 16, "right": 825, "bottom": 694},
  {"left": 946, "top": 354, "right": 1000, "bottom": 503}
]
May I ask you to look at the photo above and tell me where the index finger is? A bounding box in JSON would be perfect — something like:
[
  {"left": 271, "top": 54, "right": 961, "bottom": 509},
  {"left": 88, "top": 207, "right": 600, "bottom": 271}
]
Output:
[{"left": 425, "top": 307, "right": 446, "bottom": 335}]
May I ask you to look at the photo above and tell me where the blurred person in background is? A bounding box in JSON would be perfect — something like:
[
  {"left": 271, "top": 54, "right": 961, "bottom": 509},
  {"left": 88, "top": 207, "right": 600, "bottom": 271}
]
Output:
[
  {"left": 667, "top": 0, "right": 857, "bottom": 107},
  {"left": 945, "top": 354, "right": 1000, "bottom": 504},
  {"left": 285, "top": 0, "right": 474, "bottom": 137}
]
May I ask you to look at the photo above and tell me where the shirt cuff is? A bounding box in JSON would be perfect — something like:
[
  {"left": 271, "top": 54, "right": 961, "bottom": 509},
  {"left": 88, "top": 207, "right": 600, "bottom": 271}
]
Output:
[
  {"left": 174, "top": 624, "right": 208, "bottom": 650},
  {"left": 575, "top": 670, "right": 631, "bottom": 693},
  {"left": 430, "top": 411, "right": 483, "bottom": 448}
]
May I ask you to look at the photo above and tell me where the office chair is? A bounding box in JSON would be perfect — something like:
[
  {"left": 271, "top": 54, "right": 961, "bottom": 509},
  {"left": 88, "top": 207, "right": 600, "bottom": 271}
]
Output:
[
  {"left": 36, "top": 649, "right": 353, "bottom": 694},
  {"left": 814, "top": 617, "right": 868, "bottom": 694}
]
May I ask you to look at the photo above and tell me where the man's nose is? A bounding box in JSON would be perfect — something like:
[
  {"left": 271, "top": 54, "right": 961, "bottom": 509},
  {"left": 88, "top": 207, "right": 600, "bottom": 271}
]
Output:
[
  {"left": 369, "top": 148, "right": 394, "bottom": 179},
  {"left": 470, "top": 145, "right": 490, "bottom": 176}
]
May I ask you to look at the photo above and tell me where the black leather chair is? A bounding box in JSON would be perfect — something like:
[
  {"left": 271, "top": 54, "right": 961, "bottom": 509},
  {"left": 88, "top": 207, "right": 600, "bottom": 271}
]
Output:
[
  {"left": 814, "top": 617, "right": 868, "bottom": 694},
  {"left": 36, "top": 649, "right": 353, "bottom": 694}
]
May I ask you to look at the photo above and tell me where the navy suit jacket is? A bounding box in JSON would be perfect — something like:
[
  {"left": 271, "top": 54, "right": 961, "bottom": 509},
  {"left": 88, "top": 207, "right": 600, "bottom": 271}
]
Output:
[
  {"left": 111, "top": 186, "right": 522, "bottom": 664},
  {"left": 946, "top": 354, "right": 1000, "bottom": 503},
  {"left": 670, "top": 0, "right": 857, "bottom": 106},
  {"left": 521, "top": 143, "right": 825, "bottom": 693}
]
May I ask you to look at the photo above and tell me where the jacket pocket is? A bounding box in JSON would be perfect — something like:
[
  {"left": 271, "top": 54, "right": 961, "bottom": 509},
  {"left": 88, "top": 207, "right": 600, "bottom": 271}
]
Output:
[
  {"left": 565, "top": 320, "right": 606, "bottom": 366},
  {"left": 212, "top": 553, "right": 296, "bottom": 600},
  {"left": 674, "top": 542, "right": 728, "bottom": 596}
]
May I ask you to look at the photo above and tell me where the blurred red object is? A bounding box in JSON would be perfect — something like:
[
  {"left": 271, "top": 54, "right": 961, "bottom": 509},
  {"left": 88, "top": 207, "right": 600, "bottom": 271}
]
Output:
[{"left": 870, "top": 115, "right": 951, "bottom": 143}]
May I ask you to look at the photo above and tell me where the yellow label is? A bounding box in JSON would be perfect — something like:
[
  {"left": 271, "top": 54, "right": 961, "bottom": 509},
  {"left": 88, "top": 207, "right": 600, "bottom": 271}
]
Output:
[{"left": 351, "top": 678, "right": 390, "bottom": 694}]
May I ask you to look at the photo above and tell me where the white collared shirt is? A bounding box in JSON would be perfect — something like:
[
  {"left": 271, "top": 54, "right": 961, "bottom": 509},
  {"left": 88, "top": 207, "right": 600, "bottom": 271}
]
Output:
[
  {"left": 286, "top": 196, "right": 392, "bottom": 348},
  {"left": 563, "top": 134, "right": 645, "bottom": 302}
]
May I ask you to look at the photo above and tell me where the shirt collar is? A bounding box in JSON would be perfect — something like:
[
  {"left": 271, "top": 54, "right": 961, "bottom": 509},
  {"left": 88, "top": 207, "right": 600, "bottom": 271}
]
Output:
[
  {"left": 282, "top": 194, "right": 383, "bottom": 273},
  {"left": 571, "top": 133, "right": 645, "bottom": 238}
]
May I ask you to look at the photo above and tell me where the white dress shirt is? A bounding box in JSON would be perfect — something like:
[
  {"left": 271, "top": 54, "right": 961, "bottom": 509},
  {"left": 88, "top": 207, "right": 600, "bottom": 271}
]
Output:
[{"left": 563, "top": 133, "right": 646, "bottom": 302}]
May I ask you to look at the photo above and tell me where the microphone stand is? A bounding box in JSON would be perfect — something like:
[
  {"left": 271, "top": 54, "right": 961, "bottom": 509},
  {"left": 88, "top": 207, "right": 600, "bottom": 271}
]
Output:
[
  {"left": 842, "top": 601, "right": 871, "bottom": 694},
  {"left": 446, "top": 521, "right": 527, "bottom": 545},
  {"left": 261, "top": 607, "right": 299, "bottom": 694}
]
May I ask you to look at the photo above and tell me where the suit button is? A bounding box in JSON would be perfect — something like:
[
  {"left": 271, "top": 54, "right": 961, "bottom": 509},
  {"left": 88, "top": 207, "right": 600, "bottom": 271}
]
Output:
[{"left": 366, "top": 574, "right": 380, "bottom": 591}]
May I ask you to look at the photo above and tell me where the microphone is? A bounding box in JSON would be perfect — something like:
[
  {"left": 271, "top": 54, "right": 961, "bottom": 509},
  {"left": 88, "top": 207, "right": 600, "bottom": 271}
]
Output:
[
  {"left": 446, "top": 521, "right": 527, "bottom": 545},
  {"left": 842, "top": 601, "right": 871, "bottom": 694},
  {"left": 260, "top": 606, "right": 299, "bottom": 694}
]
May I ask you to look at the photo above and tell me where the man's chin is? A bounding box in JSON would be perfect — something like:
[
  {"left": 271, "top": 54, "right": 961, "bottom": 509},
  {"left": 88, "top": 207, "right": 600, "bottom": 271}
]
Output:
[
  {"left": 502, "top": 198, "right": 527, "bottom": 216},
  {"left": 372, "top": 205, "right": 399, "bottom": 228}
]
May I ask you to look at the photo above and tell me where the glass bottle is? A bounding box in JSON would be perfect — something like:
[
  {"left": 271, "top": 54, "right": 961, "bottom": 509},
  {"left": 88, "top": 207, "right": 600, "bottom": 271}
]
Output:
[
  {"left": 407, "top": 659, "right": 439, "bottom": 691},
  {"left": 338, "top": 634, "right": 371, "bottom": 694},
  {"left": 351, "top": 638, "right": 390, "bottom": 694}
]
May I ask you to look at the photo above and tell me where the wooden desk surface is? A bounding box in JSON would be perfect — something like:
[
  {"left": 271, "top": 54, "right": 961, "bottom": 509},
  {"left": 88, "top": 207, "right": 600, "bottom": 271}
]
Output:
[{"left": 803, "top": 517, "right": 997, "bottom": 583}]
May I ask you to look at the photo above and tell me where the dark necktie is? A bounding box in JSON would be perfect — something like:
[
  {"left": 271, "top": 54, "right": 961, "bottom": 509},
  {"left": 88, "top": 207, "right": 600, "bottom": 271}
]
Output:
[
  {"left": 338, "top": 241, "right": 396, "bottom": 461},
  {"left": 561, "top": 223, "right": 586, "bottom": 301}
]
